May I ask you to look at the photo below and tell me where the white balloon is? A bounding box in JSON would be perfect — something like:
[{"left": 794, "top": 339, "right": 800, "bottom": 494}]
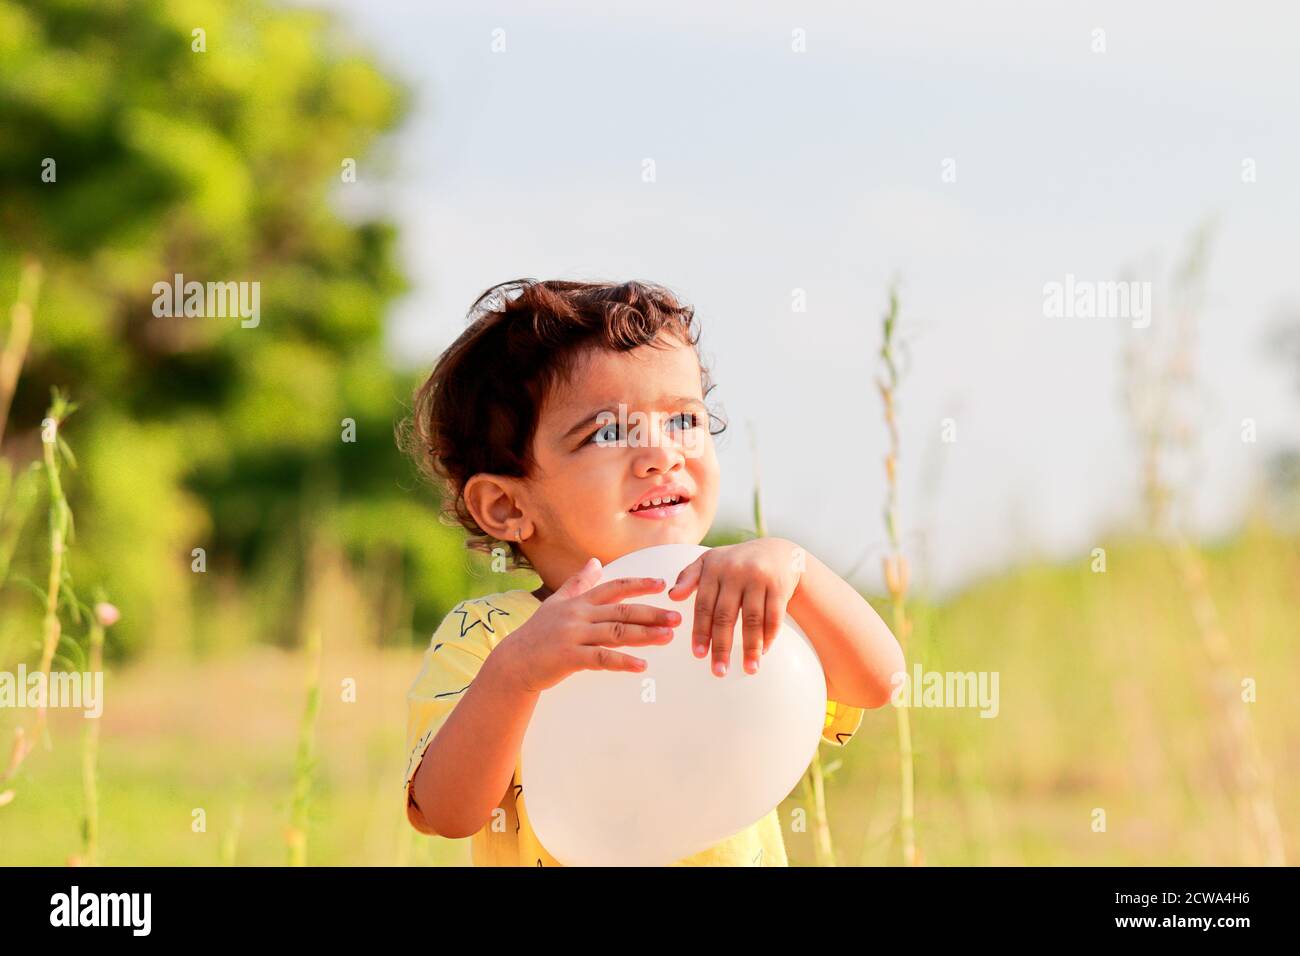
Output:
[{"left": 521, "top": 543, "right": 827, "bottom": 866}]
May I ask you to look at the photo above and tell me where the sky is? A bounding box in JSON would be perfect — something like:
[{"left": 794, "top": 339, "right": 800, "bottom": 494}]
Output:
[{"left": 312, "top": 0, "right": 1300, "bottom": 596}]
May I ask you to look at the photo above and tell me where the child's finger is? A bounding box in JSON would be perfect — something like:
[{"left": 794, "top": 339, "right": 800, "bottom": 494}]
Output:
[
  {"left": 668, "top": 558, "right": 702, "bottom": 601},
  {"left": 589, "top": 602, "right": 681, "bottom": 629},
  {"left": 555, "top": 557, "right": 603, "bottom": 599},
  {"left": 709, "top": 579, "right": 744, "bottom": 678},
  {"left": 762, "top": 590, "right": 783, "bottom": 655},
  {"left": 588, "top": 620, "right": 676, "bottom": 647},
  {"left": 690, "top": 567, "right": 720, "bottom": 661},
  {"left": 576, "top": 645, "right": 649, "bottom": 674},
  {"left": 583, "top": 576, "right": 666, "bottom": 605},
  {"left": 740, "top": 585, "right": 765, "bottom": 674}
]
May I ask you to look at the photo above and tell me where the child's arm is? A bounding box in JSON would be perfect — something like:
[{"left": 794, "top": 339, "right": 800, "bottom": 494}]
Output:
[
  {"left": 409, "top": 561, "right": 679, "bottom": 839},
  {"left": 409, "top": 651, "right": 540, "bottom": 839},
  {"left": 786, "top": 547, "right": 905, "bottom": 709}
]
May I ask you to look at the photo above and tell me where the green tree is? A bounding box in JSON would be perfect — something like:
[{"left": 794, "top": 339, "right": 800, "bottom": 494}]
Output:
[{"left": 0, "top": 0, "right": 471, "bottom": 656}]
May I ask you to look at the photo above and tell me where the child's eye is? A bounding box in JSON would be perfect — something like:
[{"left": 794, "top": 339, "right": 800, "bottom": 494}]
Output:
[
  {"left": 589, "top": 422, "right": 621, "bottom": 445},
  {"left": 585, "top": 412, "right": 699, "bottom": 446},
  {"left": 667, "top": 412, "right": 700, "bottom": 432}
]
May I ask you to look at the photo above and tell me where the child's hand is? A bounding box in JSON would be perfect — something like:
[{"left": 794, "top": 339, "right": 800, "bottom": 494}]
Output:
[
  {"left": 667, "top": 538, "right": 804, "bottom": 677},
  {"left": 495, "top": 558, "right": 680, "bottom": 694}
]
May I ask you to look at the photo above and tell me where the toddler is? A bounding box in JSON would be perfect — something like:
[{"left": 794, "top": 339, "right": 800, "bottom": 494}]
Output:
[{"left": 400, "top": 279, "right": 904, "bottom": 865}]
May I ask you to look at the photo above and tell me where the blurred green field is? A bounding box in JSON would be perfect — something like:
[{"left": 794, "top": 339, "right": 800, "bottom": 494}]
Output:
[{"left": 2, "top": 522, "right": 1294, "bottom": 866}]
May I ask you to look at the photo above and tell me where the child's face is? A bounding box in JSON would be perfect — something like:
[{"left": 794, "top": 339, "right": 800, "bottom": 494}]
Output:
[{"left": 519, "top": 334, "right": 719, "bottom": 586}]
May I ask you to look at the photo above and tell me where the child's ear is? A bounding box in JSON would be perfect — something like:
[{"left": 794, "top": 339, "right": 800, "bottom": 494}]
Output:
[{"left": 463, "top": 473, "right": 527, "bottom": 541}]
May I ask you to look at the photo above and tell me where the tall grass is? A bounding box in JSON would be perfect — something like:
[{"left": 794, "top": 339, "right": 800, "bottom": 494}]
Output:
[
  {"left": 877, "top": 281, "right": 920, "bottom": 867},
  {"left": 0, "top": 259, "right": 40, "bottom": 451},
  {"left": 287, "top": 623, "right": 322, "bottom": 866},
  {"left": 1, "top": 518, "right": 1293, "bottom": 865},
  {"left": 75, "top": 597, "right": 116, "bottom": 866},
  {"left": 0, "top": 261, "right": 42, "bottom": 666},
  {"left": 1, "top": 260, "right": 41, "bottom": 787},
  {"left": 0, "top": 461, "right": 38, "bottom": 593},
  {"left": 1121, "top": 225, "right": 1286, "bottom": 865},
  {"left": 0, "top": 258, "right": 120, "bottom": 867},
  {"left": 0, "top": 261, "right": 43, "bottom": 602},
  {"left": 2, "top": 388, "right": 79, "bottom": 793},
  {"left": 34, "top": 390, "right": 77, "bottom": 739},
  {"left": 286, "top": 532, "right": 330, "bottom": 866}
]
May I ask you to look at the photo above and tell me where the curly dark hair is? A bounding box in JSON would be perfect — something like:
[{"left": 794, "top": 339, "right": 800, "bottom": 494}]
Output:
[{"left": 397, "top": 278, "right": 727, "bottom": 573}]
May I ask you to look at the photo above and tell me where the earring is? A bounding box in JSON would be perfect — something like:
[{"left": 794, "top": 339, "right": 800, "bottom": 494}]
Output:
[{"left": 516, "top": 528, "right": 523, "bottom": 543}]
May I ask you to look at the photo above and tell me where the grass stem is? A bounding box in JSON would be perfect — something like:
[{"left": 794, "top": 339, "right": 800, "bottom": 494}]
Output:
[{"left": 878, "top": 281, "right": 920, "bottom": 866}]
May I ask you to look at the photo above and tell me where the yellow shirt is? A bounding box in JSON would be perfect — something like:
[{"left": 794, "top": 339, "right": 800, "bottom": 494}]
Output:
[{"left": 403, "top": 589, "right": 865, "bottom": 866}]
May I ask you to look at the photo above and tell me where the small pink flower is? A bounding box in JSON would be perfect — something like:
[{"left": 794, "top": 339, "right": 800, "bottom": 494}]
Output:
[{"left": 94, "top": 602, "right": 121, "bottom": 628}]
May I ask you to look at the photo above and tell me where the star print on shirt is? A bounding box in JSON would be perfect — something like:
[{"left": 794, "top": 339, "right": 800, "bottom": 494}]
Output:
[{"left": 451, "top": 599, "right": 510, "bottom": 639}]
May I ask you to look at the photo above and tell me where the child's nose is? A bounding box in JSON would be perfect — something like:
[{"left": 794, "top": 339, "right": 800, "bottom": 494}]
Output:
[{"left": 634, "top": 437, "right": 685, "bottom": 474}]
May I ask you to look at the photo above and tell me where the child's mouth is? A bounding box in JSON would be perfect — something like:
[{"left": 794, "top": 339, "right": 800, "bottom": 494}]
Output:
[{"left": 628, "top": 494, "right": 691, "bottom": 520}]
